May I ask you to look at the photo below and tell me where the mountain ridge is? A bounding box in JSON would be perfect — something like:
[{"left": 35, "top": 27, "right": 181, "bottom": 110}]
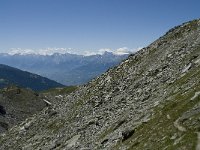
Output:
[
  {"left": 0, "top": 19, "right": 200, "bottom": 149},
  {"left": 0, "top": 64, "right": 64, "bottom": 91},
  {"left": 3, "top": 47, "right": 134, "bottom": 56},
  {"left": 0, "top": 52, "right": 129, "bottom": 85}
]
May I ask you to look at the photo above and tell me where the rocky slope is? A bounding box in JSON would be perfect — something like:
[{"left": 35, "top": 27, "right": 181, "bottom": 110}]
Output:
[
  {"left": 0, "top": 86, "right": 47, "bottom": 133},
  {"left": 0, "top": 86, "right": 77, "bottom": 134},
  {"left": 0, "top": 64, "right": 64, "bottom": 91},
  {"left": 0, "top": 19, "right": 200, "bottom": 149}
]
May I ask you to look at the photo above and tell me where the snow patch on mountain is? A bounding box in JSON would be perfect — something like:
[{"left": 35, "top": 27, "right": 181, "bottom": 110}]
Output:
[
  {"left": 5, "top": 47, "right": 142, "bottom": 56},
  {"left": 7, "top": 48, "right": 75, "bottom": 56}
]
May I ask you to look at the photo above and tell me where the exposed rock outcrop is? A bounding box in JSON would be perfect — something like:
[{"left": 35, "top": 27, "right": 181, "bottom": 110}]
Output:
[{"left": 0, "top": 86, "right": 47, "bottom": 133}]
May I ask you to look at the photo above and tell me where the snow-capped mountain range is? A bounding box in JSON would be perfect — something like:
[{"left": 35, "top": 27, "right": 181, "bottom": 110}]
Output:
[
  {"left": 5, "top": 47, "right": 141, "bottom": 56},
  {"left": 0, "top": 49, "right": 134, "bottom": 85}
]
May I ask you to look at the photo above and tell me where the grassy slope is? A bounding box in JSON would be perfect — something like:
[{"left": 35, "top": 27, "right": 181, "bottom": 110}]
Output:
[
  {"left": 121, "top": 68, "right": 200, "bottom": 150},
  {"left": 41, "top": 86, "right": 78, "bottom": 95}
]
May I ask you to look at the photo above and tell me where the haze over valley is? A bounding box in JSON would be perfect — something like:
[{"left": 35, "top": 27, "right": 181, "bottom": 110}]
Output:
[{"left": 0, "top": 50, "right": 130, "bottom": 85}]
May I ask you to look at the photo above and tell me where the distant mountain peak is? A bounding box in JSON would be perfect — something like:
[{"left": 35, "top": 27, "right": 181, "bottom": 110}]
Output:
[
  {"left": 3, "top": 47, "right": 141, "bottom": 56},
  {"left": 0, "top": 50, "right": 131, "bottom": 85}
]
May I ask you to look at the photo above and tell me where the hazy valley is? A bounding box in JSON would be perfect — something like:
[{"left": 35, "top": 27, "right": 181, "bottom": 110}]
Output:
[{"left": 0, "top": 52, "right": 128, "bottom": 85}]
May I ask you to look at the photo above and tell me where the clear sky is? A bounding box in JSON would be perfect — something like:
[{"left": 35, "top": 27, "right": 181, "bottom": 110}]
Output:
[{"left": 0, "top": 0, "right": 200, "bottom": 54}]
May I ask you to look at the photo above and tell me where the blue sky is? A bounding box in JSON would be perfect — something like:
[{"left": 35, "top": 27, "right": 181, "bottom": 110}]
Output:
[{"left": 0, "top": 0, "right": 199, "bottom": 54}]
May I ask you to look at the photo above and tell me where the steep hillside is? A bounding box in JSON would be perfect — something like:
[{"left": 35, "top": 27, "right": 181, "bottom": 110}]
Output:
[
  {"left": 0, "top": 52, "right": 128, "bottom": 85},
  {"left": 0, "top": 64, "right": 64, "bottom": 91},
  {"left": 0, "top": 19, "right": 200, "bottom": 149},
  {"left": 0, "top": 86, "right": 78, "bottom": 134},
  {"left": 0, "top": 86, "right": 47, "bottom": 133}
]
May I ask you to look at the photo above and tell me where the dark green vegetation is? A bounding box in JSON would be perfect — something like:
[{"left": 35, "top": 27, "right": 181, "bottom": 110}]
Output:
[
  {"left": 0, "top": 19, "right": 200, "bottom": 150},
  {"left": 41, "top": 86, "right": 78, "bottom": 96},
  {"left": 0, "top": 64, "right": 64, "bottom": 91}
]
